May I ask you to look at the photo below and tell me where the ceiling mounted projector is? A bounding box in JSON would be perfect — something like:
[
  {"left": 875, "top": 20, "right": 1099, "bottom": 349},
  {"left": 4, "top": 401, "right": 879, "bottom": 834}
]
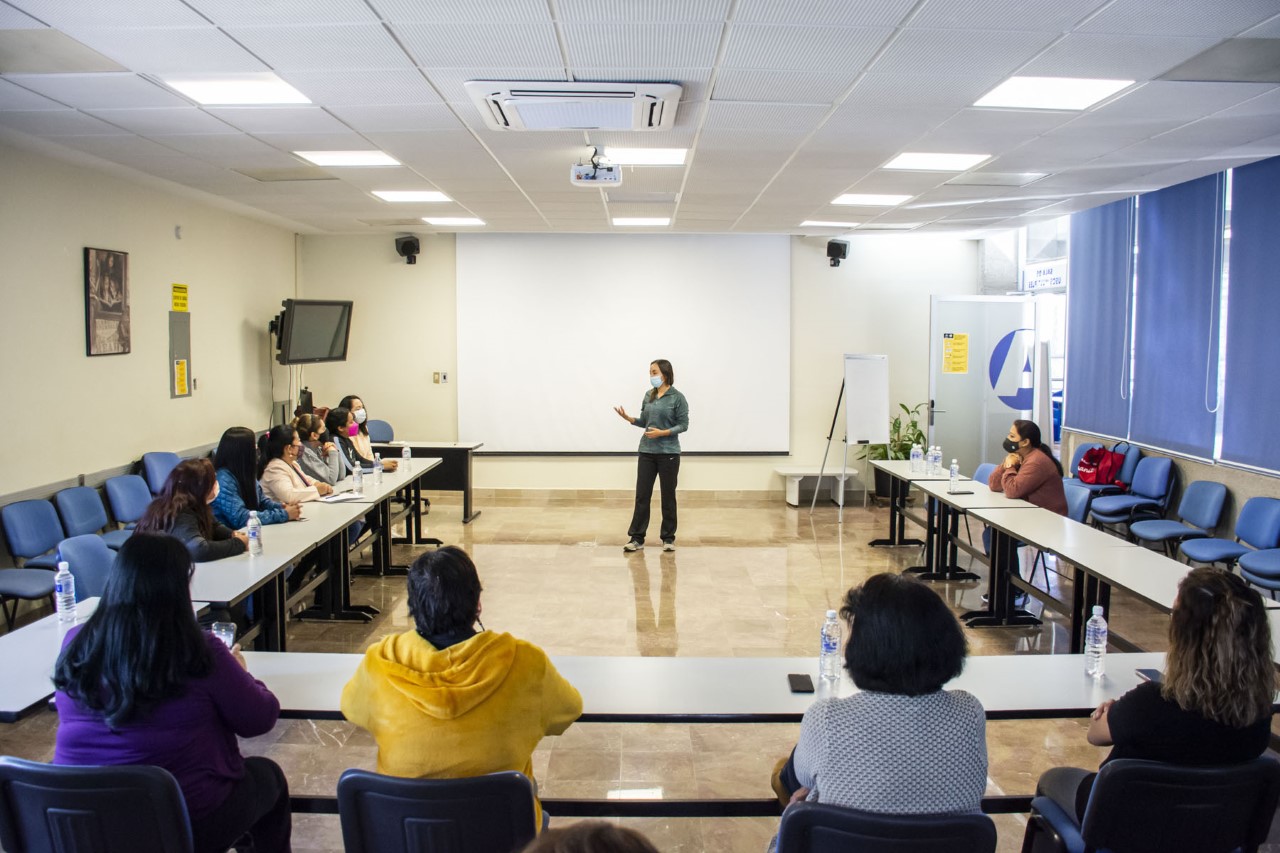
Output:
[
  {"left": 570, "top": 162, "right": 622, "bottom": 186},
  {"left": 464, "top": 81, "right": 682, "bottom": 131}
]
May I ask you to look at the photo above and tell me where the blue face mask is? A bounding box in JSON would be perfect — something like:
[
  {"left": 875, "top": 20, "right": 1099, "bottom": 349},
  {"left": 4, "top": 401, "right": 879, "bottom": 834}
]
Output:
[{"left": 650, "top": 375, "right": 663, "bottom": 388}]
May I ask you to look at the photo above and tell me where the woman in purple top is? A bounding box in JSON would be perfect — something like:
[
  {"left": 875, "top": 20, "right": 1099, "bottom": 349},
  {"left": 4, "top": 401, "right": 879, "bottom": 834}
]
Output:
[{"left": 53, "top": 534, "right": 291, "bottom": 853}]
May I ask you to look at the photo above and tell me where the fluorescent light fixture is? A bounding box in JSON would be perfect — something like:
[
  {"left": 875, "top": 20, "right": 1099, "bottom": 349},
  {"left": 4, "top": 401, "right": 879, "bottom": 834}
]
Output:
[
  {"left": 604, "top": 148, "right": 687, "bottom": 165},
  {"left": 884, "top": 152, "right": 990, "bottom": 171},
  {"left": 160, "top": 73, "right": 310, "bottom": 105},
  {"left": 831, "top": 193, "right": 912, "bottom": 206},
  {"left": 612, "top": 217, "right": 670, "bottom": 226},
  {"left": 373, "top": 190, "right": 451, "bottom": 203},
  {"left": 294, "top": 150, "right": 400, "bottom": 167},
  {"left": 422, "top": 216, "right": 484, "bottom": 226},
  {"left": 975, "top": 76, "right": 1134, "bottom": 110},
  {"left": 801, "top": 220, "right": 859, "bottom": 227}
]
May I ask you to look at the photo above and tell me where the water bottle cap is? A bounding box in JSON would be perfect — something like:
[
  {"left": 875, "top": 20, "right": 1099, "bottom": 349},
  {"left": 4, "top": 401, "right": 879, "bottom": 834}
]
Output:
[
  {"left": 249, "top": 510, "right": 258, "bottom": 518},
  {"left": 58, "top": 561, "right": 69, "bottom": 572},
  {"left": 1092, "top": 605, "right": 1104, "bottom": 616},
  {"left": 825, "top": 609, "right": 837, "bottom": 618},
  {"left": 951, "top": 459, "right": 957, "bottom": 464}
]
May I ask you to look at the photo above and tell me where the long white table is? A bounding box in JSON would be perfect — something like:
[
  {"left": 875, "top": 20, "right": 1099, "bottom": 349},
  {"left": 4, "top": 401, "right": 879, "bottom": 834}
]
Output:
[
  {"left": 0, "top": 598, "right": 99, "bottom": 721},
  {"left": 911, "top": 479, "right": 1040, "bottom": 583},
  {"left": 243, "top": 650, "right": 1166, "bottom": 723},
  {"left": 868, "top": 459, "right": 963, "bottom": 548},
  {"left": 372, "top": 440, "right": 483, "bottom": 524}
]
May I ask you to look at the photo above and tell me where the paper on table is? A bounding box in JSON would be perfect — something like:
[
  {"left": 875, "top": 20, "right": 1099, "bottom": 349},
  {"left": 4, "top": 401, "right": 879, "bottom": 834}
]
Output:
[{"left": 320, "top": 492, "right": 363, "bottom": 503}]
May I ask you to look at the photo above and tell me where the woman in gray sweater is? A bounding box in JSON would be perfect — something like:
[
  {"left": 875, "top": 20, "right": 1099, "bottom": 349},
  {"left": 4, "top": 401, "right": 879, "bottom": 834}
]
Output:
[
  {"left": 769, "top": 574, "right": 987, "bottom": 850},
  {"left": 292, "top": 412, "right": 342, "bottom": 485},
  {"left": 134, "top": 458, "right": 247, "bottom": 562}
]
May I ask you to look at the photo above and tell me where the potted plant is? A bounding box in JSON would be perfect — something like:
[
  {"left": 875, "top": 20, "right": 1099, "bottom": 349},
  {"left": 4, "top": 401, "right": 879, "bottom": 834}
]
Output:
[{"left": 860, "top": 403, "right": 927, "bottom": 498}]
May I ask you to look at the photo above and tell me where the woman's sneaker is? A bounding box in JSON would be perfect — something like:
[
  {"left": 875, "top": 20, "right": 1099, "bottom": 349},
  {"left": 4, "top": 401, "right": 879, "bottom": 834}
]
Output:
[
  {"left": 662, "top": 541, "right": 676, "bottom": 552},
  {"left": 623, "top": 540, "right": 643, "bottom": 552}
]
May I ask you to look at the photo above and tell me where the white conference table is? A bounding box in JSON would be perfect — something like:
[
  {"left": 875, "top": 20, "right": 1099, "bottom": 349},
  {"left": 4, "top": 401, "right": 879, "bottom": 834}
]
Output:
[
  {"left": 243, "top": 650, "right": 1166, "bottom": 723},
  {"left": 189, "top": 457, "right": 441, "bottom": 650},
  {"left": 867, "top": 459, "right": 964, "bottom": 548},
  {"left": 911, "top": 480, "right": 1040, "bottom": 582},
  {"left": 372, "top": 440, "right": 484, "bottom": 524}
]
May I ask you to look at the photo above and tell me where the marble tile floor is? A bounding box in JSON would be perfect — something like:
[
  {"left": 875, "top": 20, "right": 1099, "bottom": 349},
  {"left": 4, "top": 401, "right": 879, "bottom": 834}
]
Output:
[{"left": 3, "top": 493, "right": 1275, "bottom": 852}]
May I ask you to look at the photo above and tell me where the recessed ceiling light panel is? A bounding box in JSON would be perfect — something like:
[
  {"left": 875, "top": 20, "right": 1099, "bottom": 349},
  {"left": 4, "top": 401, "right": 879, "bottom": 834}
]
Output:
[
  {"left": 800, "top": 220, "right": 859, "bottom": 227},
  {"left": 373, "top": 190, "right": 452, "bottom": 202},
  {"left": 295, "top": 150, "right": 400, "bottom": 167},
  {"left": 423, "top": 217, "right": 485, "bottom": 226},
  {"left": 831, "top": 194, "right": 911, "bottom": 206},
  {"left": 612, "top": 217, "right": 670, "bottom": 226},
  {"left": 161, "top": 73, "right": 310, "bottom": 105},
  {"left": 974, "top": 76, "right": 1133, "bottom": 110}
]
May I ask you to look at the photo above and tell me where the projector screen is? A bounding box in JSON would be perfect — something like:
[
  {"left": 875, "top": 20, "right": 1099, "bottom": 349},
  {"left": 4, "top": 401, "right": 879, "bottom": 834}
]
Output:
[{"left": 457, "top": 234, "right": 790, "bottom": 453}]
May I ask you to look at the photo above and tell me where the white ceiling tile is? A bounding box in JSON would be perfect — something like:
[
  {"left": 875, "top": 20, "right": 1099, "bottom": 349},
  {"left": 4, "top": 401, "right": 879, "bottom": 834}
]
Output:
[
  {"left": 712, "top": 69, "right": 857, "bottom": 103},
  {"left": 723, "top": 24, "right": 891, "bottom": 72},
  {"left": 1019, "top": 33, "right": 1222, "bottom": 79},
  {"left": 870, "top": 28, "right": 1057, "bottom": 77},
  {"left": 1078, "top": 0, "right": 1280, "bottom": 38},
  {"left": 562, "top": 23, "right": 722, "bottom": 67},
  {"left": 557, "top": 0, "right": 731, "bottom": 22},
  {"left": 6, "top": 72, "right": 190, "bottom": 108},
  {"left": 370, "top": 0, "right": 553, "bottom": 23},
  {"left": 326, "top": 103, "right": 466, "bottom": 132},
  {"left": 150, "top": 133, "right": 304, "bottom": 167},
  {"left": 56, "top": 27, "right": 267, "bottom": 74},
  {"left": 205, "top": 105, "right": 350, "bottom": 133},
  {"left": 909, "top": 0, "right": 1106, "bottom": 30},
  {"left": 736, "top": 0, "right": 915, "bottom": 26},
  {"left": 12, "top": 0, "right": 208, "bottom": 28},
  {"left": 585, "top": 127, "right": 698, "bottom": 149},
  {"left": 0, "top": 109, "right": 129, "bottom": 135},
  {"left": 189, "top": 0, "right": 378, "bottom": 25},
  {"left": 226, "top": 24, "right": 414, "bottom": 72},
  {"left": 394, "top": 22, "right": 562, "bottom": 67},
  {"left": 0, "top": 78, "right": 65, "bottom": 110},
  {"left": 698, "top": 127, "right": 810, "bottom": 152},
  {"left": 254, "top": 130, "right": 371, "bottom": 150},
  {"left": 281, "top": 69, "right": 444, "bottom": 106},
  {"left": 87, "top": 107, "right": 238, "bottom": 135},
  {"left": 843, "top": 72, "right": 1002, "bottom": 109},
  {"left": 0, "top": 4, "right": 43, "bottom": 27},
  {"left": 1241, "top": 16, "right": 1280, "bottom": 37},
  {"left": 1091, "top": 81, "right": 1277, "bottom": 121},
  {"left": 703, "top": 101, "right": 829, "bottom": 131}
]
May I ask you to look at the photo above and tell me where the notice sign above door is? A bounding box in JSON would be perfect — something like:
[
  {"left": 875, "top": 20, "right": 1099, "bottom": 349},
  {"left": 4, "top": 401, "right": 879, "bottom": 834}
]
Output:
[
  {"left": 942, "top": 332, "right": 969, "bottom": 374},
  {"left": 171, "top": 284, "right": 188, "bottom": 312}
]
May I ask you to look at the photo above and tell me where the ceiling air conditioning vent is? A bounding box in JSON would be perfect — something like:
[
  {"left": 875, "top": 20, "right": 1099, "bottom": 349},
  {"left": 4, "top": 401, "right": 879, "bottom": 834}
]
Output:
[{"left": 464, "top": 81, "right": 682, "bottom": 131}]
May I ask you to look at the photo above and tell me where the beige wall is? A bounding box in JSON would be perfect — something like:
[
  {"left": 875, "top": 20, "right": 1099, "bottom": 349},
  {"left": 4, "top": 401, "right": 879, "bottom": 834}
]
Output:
[
  {"left": 0, "top": 142, "right": 296, "bottom": 494},
  {"left": 298, "top": 232, "right": 980, "bottom": 491}
]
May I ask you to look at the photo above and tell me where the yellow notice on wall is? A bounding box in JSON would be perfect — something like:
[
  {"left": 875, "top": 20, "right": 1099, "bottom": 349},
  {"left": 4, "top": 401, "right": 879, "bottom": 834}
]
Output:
[
  {"left": 174, "top": 359, "right": 189, "bottom": 396},
  {"left": 942, "top": 332, "right": 969, "bottom": 375},
  {"left": 171, "top": 284, "right": 189, "bottom": 312}
]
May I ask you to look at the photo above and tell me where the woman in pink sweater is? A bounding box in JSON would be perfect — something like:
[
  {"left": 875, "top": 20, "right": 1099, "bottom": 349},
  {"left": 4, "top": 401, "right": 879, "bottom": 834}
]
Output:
[{"left": 987, "top": 419, "right": 1067, "bottom": 515}]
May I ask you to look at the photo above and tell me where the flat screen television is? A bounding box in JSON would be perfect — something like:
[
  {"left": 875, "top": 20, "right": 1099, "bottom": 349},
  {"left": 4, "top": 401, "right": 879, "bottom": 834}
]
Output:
[{"left": 273, "top": 299, "right": 353, "bottom": 365}]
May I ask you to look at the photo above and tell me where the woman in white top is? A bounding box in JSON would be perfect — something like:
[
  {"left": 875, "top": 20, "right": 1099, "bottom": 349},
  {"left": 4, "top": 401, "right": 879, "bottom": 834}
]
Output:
[{"left": 258, "top": 424, "right": 333, "bottom": 505}]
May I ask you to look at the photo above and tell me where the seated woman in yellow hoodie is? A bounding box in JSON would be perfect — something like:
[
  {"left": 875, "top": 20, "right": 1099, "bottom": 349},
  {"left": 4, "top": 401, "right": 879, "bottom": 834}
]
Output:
[{"left": 341, "top": 546, "right": 582, "bottom": 830}]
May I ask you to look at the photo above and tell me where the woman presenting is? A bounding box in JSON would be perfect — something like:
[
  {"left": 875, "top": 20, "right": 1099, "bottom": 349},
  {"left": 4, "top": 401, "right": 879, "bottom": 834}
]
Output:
[{"left": 614, "top": 359, "right": 689, "bottom": 552}]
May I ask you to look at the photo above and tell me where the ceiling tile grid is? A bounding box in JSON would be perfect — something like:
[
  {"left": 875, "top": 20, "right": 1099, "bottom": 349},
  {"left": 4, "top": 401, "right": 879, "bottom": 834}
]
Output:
[
  {"left": 392, "top": 22, "right": 563, "bottom": 67},
  {"left": 711, "top": 68, "right": 858, "bottom": 103},
  {"left": 6, "top": 72, "right": 191, "bottom": 109},
  {"left": 11, "top": 0, "right": 208, "bottom": 29},
  {"left": 325, "top": 103, "right": 467, "bottom": 133},
  {"left": 0, "top": 78, "right": 66, "bottom": 110},
  {"left": 1019, "top": 33, "right": 1223, "bottom": 79},
  {"left": 556, "top": 0, "right": 732, "bottom": 23},
  {"left": 735, "top": 0, "right": 916, "bottom": 27},
  {"left": 561, "top": 23, "right": 723, "bottom": 68},
  {"left": 869, "top": 28, "right": 1059, "bottom": 77},
  {"left": 190, "top": 0, "right": 379, "bottom": 26},
  {"left": 908, "top": 0, "right": 1109, "bottom": 32},
  {"left": 1077, "top": 0, "right": 1280, "bottom": 38},
  {"left": 225, "top": 24, "right": 415, "bottom": 72},
  {"left": 722, "top": 24, "right": 893, "bottom": 72},
  {"left": 369, "top": 0, "right": 553, "bottom": 24}
]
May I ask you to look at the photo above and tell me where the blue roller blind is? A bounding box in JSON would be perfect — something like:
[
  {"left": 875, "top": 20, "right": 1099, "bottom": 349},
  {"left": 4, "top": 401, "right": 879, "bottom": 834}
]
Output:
[
  {"left": 1128, "top": 173, "right": 1225, "bottom": 458},
  {"left": 1064, "top": 198, "right": 1135, "bottom": 438},
  {"left": 1221, "top": 157, "right": 1280, "bottom": 471}
]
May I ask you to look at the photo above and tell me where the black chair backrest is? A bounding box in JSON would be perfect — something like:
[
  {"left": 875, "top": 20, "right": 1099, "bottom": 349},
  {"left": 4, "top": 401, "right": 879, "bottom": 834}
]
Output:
[
  {"left": 1081, "top": 757, "right": 1280, "bottom": 853},
  {"left": 337, "top": 769, "right": 537, "bottom": 853},
  {"left": 776, "top": 802, "right": 997, "bottom": 853},
  {"left": 0, "top": 756, "right": 194, "bottom": 853}
]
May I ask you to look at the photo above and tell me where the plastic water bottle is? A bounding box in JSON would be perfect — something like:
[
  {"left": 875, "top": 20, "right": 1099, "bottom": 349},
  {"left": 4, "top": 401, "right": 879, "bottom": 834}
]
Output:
[
  {"left": 373, "top": 453, "right": 383, "bottom": 484},
  {"left": 401, "top": 445, "right": 411, "bottom": 470},
  {"left": 54, "top": 561, "right": 76, "bottom": 622},
  {"left": 352, "top": 463, "right": 364, "bottom": 496},
  {"left": 247, "top": 511, "right": 263, "bottom": 555},
  {"left": 909, "top": 443, "right": 923, "bottom": 474},
  {"left": 949, "top": 459, "right": 960, "bottom": 492},
  {"left": 820, "top": 610, "right": 842, "bottom": 681},
  {"left": 1085, "top": 606, "right": 1108, "bottom": 678},
  {"left": 925, "top": 446, "right": 937, "bottom": 475}
]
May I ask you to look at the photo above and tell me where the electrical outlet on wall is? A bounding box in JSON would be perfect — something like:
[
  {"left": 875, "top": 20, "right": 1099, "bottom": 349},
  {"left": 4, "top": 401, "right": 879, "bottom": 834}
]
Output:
[
  {"left": 432, "top": 372, "right": 440, "bottom": 384},
  {"left": 441, "top": 372, "right": 449, "bottom": 384}
]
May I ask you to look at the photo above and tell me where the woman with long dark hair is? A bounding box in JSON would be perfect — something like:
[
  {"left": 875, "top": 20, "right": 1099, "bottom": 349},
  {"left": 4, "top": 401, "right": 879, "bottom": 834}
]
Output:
[
  {"left": 1033, "top": 567, "right": 1275, "bottom": 825},
  {"left": 325, "top": 406, "right": 375, "bottom": 476},
  {"left": 210, "top": 426, "right": 299, "bottom": 529},
  {"left": 614, "top": 359, "right": 689, "bottom": 552},
  {"left": 53, "top": 534, "right": 291, "bottom": 853},
  {"left": 337, "top": 395, "right": 397, "bottom": 473},
  {"left": 987, "top": 419, "right": 1066, "bottom": 514},
  {"left": 135, "top": 458, "right": 247, "bottom": 561},
  {"left": 258, "top": 424, "right": 332, "bottom": 504}
]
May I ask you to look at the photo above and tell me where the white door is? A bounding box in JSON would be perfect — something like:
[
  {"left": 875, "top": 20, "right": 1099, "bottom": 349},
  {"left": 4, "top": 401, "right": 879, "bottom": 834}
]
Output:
[{"left": 929, "top": 296, "right": 1037, "bottom": 476}]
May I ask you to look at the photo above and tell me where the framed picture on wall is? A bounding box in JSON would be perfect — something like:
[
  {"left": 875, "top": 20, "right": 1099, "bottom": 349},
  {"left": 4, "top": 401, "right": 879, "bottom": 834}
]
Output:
[{"left": 84, "top": 247, "right": 130, "bottom": 356}]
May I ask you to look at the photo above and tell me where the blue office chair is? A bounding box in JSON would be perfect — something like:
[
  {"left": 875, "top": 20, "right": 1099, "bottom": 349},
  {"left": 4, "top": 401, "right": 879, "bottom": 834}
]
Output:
[
  {"left": 57, "top": 534, "right": 116, "bottom": 601},
  {"left": 0, "top": 756, "right": 194, "bottom": 853},
  {"left": 776, "top": 803, "right": 996, "bottom": 853},
  {"left": 1022, "top": 757, "right": 1280, "bottom": 853},
  {"left": 1239, "top": 549, "right": 1280, "bottom": 600},
  {"left": 962, "top": 463, "right": 998, "bottom": 546},
  {"left": 1180, "top": 496, "right": 1280, "bottom": 568},
  {"left": 1, "top": 499, "right": 64, "bottom": 570},
  {"left": 1074, "top": 443, "right": 1141, "bottom": 499},
  {"left": 366, "top": 419, "right": 394, "bottom": 442},
  {"left": 1129, "top": 481, "right": 1227, "bottom": 557},
  {"left": 0, "top": 568, "right": 56, "bottom": 632},
  {"left": 104, "top": 474, "right": 151, "bottom": 532},
  {"left": 141, "top": 451, "right": 182, "bottom": 495},
  {"left": 55, "top": 486, "right": 130, "bottom": 550},
  {"left": 1088, "top": 457, "right": 1174, "bottom": 538},
  {"left": 337, "top": 769, "right": 538, "bottom": 853},
  {"left": 1063, "top": 442, "right": 1103, "bottom": 481}
]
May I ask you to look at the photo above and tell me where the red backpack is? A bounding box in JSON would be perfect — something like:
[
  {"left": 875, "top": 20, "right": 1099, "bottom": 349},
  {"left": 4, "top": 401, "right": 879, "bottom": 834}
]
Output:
[{"left": 1076, "top": 444, "right": 1125, "bottom": 486}]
